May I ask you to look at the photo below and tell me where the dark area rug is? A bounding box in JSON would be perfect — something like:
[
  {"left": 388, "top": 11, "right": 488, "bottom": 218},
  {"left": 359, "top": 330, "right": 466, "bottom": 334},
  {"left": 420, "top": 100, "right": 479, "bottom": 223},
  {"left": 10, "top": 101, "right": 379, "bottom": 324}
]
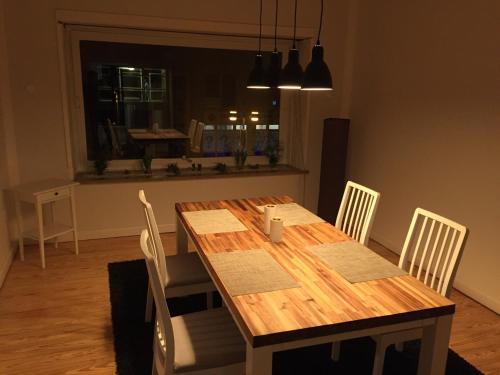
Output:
[{"left": 108, "top": 259, "right": 483, "bottom": 375}]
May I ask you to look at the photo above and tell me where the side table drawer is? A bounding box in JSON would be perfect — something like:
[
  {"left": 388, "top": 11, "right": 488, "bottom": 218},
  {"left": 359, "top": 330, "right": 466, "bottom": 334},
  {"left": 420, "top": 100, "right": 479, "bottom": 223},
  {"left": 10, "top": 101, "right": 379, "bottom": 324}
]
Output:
[{"left": 38, "top": 187, "right": 71, "bottom": 203}]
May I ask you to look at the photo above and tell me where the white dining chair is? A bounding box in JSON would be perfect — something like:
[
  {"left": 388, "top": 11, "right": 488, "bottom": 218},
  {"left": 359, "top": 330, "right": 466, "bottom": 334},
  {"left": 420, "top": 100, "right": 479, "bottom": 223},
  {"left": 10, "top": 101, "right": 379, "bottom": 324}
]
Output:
[
  {"left": 370, "top": 208, "right": 468, "bottom": 375},
  {"left": 187, "top": 119, "right": 197, "bottom": 147},
  {"left": 190, "top": 122, "right": 204, "bottom": 154},
  {"left": 332, "top": 208, "right": 468, "bottom": 375},
  {"left": 139, "top": 190, "right": 216, "bottom": 323},
  {"left": 140, "top": 230, "right": 246, "bottom": 375},
  {"left": 336, "top": 181, "right": 381, "bottom": 246}
]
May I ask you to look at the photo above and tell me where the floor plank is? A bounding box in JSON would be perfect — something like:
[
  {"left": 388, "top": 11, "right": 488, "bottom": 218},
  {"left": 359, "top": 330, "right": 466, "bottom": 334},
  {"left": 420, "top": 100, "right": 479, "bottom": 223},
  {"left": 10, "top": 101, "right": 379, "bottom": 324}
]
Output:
[{"left": 0, "top": 235, "right": 498, "bottom": 374}]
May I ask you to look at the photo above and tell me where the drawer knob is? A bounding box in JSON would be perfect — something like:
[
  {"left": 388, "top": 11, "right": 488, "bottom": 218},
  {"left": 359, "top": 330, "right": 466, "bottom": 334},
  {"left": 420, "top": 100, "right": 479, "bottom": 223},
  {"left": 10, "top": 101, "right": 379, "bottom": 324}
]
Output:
[{"left": 54, "top": 192, "right": 59, "bottom": 196}]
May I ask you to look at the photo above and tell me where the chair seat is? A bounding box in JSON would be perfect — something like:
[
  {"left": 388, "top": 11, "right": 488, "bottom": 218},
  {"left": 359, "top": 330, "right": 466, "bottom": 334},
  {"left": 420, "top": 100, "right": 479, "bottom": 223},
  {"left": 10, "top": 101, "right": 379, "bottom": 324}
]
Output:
[
  {"left": 171, "top": 308, "right": 246, "bottom": 373},
  {"left": 165, "top": 252, "right": 212, "bottom": 288}
]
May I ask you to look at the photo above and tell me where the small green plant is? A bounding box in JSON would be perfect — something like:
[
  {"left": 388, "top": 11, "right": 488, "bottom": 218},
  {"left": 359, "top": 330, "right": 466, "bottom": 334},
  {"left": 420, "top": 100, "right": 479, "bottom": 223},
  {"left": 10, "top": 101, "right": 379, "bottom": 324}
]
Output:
[
  {"left": 213, "top": 163, "right": 227, "bottom": 173},
  {"left": 142, "top": 154, "right": 153, "bottom": 174},
  {"left": 94, "top": 159, "right": 107, "bottom": 175},
  {"left": 248, "top": 164, "right": 260, "bottom": 170},
  {"left": 166, "top": 163, "right": 181, "bottom": 176},
  {"left": 233, "top": 148, "right": 248, "bottom": 169},
  {"left": 94, "top": 148, "right": 110, "bottom": 175},
  {"left": 265, "top": 142, "right": 282, "bottom": 167}
]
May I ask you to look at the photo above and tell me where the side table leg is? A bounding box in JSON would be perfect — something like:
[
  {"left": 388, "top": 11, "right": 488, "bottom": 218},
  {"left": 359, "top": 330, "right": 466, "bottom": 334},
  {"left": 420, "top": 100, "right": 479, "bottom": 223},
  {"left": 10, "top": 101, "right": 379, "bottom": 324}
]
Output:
[
  {"left": 36, "top": 201, "right": 46, "bottom": 269},
  {"left": 51, "top": 201, "right": 58, "bottom": 248}
]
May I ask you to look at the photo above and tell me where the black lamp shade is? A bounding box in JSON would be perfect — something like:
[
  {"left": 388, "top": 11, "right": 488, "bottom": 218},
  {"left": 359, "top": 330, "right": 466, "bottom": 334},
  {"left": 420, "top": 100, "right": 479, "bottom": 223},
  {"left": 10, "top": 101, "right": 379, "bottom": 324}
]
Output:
[
  {"left": 247, "top": 54, "right": 270, "bottom": 89},
  {"left": 278, "top": 49, "right": 303, "bottom": 89},
  {"left": 301, "top": 44, "right": 333, "bottom": 91},
  {"left": 267, "top": 51, "right": 281, "bottom": 88}
]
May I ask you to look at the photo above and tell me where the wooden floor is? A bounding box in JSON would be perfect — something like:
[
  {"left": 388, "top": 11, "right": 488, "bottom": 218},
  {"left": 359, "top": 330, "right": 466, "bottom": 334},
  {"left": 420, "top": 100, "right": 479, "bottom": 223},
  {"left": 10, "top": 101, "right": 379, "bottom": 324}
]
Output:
[{"left": 0, "top": 235, "right": 498, "bottom": 374}]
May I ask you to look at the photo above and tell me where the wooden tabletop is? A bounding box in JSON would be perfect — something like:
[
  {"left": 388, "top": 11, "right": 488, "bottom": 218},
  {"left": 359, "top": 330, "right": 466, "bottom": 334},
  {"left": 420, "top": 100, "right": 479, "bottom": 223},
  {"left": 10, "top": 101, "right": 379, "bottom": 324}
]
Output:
[
  {"left": 175, "top": 196, "right": 455, "bottom": 348},
  {"left": 128, "top": 129, "right": 189, "bottom": 141}
]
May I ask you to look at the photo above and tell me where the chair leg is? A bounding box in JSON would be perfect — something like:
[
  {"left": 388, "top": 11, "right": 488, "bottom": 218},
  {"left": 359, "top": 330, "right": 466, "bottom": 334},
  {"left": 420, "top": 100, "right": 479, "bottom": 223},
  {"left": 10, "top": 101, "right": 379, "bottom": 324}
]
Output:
[
  {"left": 372, "top": 341, "right": 388, "bottom": 375},
  {"left": 145, "top": 282, "right": 153, "bottom": 322},
  {"left": 395, "top": 342, "right": 404, "bottom": 352},
  {"left": 206, "top": 291, "right": 213, "bottom": 309},
  {"left": 331, "top": 341, "right": 341, "bottom": 361}
]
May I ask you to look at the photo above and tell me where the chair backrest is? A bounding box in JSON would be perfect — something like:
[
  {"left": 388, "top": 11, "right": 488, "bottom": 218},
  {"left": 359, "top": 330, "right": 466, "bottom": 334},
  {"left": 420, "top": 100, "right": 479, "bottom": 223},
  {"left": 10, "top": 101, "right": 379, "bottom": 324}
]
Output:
[
  {"left": 336, "top": 181, "right": 381, "bottom": 246},
  {"left": 187, "top": 119, "right": 197, "bottom": 146},
  {"left": 191, "top": 122, "right": 205, "bottom": 153},
  {"left": 399, "top": 208, "right": 468, "bottom": 297},
  {"left": 138, "top": 190, "right": 167, "bottom": 287},
  {"left": 106, "top": 120, "right": 121, "bottom": 156},
  {"left": 140, "top": 230, "right": 175, "bottom": 374}
]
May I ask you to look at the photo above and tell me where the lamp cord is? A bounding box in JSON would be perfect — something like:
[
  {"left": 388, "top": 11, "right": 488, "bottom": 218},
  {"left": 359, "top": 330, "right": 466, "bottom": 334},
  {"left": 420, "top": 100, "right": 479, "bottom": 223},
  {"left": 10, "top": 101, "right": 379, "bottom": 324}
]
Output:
[
  {"left": 317, "top": 0, "right": 323, "bottom": 45},
  {"left": 292, "top": 0, "right": 298, "bottom": 49},
  {"left": 274, "top": 0, "right": 278, "bottom": 52},
  {"left": 258, "top": 0, "right": 263, "bottom": 53}
]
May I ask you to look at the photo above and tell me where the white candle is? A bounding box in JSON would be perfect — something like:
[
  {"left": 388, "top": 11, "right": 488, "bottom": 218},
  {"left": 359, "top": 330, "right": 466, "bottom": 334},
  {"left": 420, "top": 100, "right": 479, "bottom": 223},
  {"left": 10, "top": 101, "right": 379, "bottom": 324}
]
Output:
[
  {"left": 264, "top": 204, "right": 277, "bottom": 234},
  {"left": 270, "top": 217, "right": 284, "bottom": 243}
]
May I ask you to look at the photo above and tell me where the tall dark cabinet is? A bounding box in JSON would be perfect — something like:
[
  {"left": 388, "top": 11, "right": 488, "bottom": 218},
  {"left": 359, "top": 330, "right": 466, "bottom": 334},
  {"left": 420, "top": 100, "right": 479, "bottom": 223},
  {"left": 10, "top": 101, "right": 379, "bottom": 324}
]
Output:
[{"left": 317, "top": 118, "right": 350, "bottom": 225}]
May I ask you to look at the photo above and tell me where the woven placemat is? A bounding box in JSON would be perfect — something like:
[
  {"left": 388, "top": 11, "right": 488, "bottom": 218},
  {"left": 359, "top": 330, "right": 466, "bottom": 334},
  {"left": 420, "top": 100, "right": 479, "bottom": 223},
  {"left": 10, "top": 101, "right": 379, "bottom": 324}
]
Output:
[
  {"left": 182, "top": 209, "right": 248, "bottom": 235},
  {"left": 208, "top": 249, "right": 299, "bottom": 296},
  {"left": 256, "top": 203, "right": 325, "bottom": 226},
  {"left": 308, "top": 241, "right": 407, "bottom": 283}
]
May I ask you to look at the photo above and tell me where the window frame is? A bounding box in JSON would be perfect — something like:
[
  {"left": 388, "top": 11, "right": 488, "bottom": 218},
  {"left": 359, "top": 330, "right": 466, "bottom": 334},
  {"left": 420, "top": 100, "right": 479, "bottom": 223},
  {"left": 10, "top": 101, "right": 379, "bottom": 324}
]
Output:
[{"left": 65, "top": 25, "right": 292, "bottom": 173}]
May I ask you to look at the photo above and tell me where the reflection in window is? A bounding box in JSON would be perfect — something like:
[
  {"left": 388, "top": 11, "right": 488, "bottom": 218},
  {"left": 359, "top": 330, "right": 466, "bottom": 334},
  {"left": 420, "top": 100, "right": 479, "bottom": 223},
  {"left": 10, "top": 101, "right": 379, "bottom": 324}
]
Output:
[{"left": 80, "top": 41, "right": 280, "bottom": 161}]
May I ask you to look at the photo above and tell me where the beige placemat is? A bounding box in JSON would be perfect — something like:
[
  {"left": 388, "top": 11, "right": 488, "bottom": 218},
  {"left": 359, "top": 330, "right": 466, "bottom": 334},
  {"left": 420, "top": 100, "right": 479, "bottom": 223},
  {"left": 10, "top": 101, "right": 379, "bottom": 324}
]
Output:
[
  {"left": 208, "top": 249, "right": 300, "bottom": 296},
  {"left": 182, "top": 209, "right": 248, "bottom": 235},
  {"left": 308, "top": 241, "right": 407, "bottom": 283},
  {"left": 257, "top": 203, "right": 325, "bottom": 226}
]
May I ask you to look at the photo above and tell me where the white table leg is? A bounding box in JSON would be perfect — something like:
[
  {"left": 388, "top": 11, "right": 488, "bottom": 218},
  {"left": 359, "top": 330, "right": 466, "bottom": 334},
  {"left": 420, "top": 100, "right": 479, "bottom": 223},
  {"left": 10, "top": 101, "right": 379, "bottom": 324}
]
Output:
[
  {"left": 36, "top": 201, "right": 46, "bottom": 269},
  {"left": 70, "top": 188, "right": 79, "bottom": 255},
  {"left": 176, "top": 215, "right": 188, "bottom": 255},
  {"left": 246, "top": 344, "right": 272, "bottom": 375},
  {"left": 51, "top": 201, "right": 58, "bottom": 248},
  {"left": 15, "top": 194, "right": 24, "bottom": 261},
  {"left": 417, "top": 314, "right": 452, "bottom": 375}
]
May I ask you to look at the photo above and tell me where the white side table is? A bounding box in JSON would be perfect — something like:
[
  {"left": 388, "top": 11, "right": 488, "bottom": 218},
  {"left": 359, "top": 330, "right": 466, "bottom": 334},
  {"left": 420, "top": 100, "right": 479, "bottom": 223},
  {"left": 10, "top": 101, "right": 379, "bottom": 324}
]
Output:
[{"left": 13, "top": 178, "right": 79, "bottom": 269}]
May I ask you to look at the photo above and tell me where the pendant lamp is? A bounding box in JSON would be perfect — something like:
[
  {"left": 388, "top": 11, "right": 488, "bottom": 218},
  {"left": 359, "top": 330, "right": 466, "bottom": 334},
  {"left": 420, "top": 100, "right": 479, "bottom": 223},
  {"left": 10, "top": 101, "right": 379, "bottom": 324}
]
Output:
[
  {"left": 247, "top": 0, "right": 270, "bottom": 89},
  {"left": 267, "top": 0, "right": 281, "bottom": 88},
  {"left": 278, "top": 0, "right": 303, "bottom": 89},
  {"left": 301, "top": 0, "right": 333, "bottom": 91}
]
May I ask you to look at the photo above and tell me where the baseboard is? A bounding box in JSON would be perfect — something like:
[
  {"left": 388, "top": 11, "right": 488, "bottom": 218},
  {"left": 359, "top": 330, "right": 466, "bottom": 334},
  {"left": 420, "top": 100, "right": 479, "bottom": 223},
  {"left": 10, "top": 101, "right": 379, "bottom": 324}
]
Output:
[
  {"left": 61, "top": 223, "right": 176, "bottom": 241},
  {"left": 0, "top": 244, "right": 15, "bottom": 289},
  {"left": 453, "top": 280, "right": 500, "bottom": 314},
  {"left": 370, "top": 232, "right": 500, "bottom": 315}
]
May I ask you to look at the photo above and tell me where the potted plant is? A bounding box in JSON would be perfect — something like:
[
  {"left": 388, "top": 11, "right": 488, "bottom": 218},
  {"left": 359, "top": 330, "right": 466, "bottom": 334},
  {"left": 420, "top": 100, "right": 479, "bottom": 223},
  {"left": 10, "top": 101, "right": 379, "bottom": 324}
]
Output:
[
  {"left": 166, "top": 163, "right": 181, "bottom": 176},
  {"left": 94, "top": 148, "right": 110, "bottom": 175},
  {"left": 141, "top": 154, "right": 153, "bottom": 174},
  {"left": 233, "top": 148, "right": 248, "bottom": 169},
  {"left": 265, "top": 142, "right": 282, "bottom": 168},
  {"left": 213, "top": 163, "right": 228, "bottom": 174}
]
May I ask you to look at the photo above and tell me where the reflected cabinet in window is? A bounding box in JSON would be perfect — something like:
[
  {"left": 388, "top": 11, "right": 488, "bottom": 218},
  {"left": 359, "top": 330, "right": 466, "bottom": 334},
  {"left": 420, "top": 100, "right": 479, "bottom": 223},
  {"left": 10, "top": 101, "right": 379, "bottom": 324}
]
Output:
[{"left": 80, "top": 41, "right": 280, "bottom": 161}]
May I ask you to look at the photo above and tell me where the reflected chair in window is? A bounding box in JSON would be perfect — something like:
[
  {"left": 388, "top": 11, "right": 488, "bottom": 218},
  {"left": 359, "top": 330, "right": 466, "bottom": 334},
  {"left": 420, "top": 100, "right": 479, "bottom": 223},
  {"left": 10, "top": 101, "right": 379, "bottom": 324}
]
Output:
[
  {"left": 139, "top": 190, "right": 216, "bottom": 323},
  {"left": 140, "top": 229, "right": 246, "bottom": 375},
  {"left": 333, "top": 208, "right": 468, "bottom": 375},
  {"left": 335, "top": 181, "right": 381, "bottom": 246},
  {"left": 187, "top": 119, "right": 197, "bottom": 148},
  {"left": 190, "top": 122, "right": 205, "bottom": 154}
]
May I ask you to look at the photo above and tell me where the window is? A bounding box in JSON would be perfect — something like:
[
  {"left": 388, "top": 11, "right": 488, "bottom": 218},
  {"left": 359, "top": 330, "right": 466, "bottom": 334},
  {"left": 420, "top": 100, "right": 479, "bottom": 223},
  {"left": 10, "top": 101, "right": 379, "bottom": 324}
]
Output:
[{"left": 79, "top": 41, "right": 280, "bottom": 162}]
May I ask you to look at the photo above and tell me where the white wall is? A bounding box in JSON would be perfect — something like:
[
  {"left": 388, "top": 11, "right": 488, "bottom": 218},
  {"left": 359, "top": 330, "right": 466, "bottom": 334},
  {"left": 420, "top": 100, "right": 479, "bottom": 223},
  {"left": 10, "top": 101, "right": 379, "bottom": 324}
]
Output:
[
  {"left": 0, "top": 0, "right": 19, "bottom": 287},
  {"left": 347, "top": 0, "right": 500, "bottom": 312}
]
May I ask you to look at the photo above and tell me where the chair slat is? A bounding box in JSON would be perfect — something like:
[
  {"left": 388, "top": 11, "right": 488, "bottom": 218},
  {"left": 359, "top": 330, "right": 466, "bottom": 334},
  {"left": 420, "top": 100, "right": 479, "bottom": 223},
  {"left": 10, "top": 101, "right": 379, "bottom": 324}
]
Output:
[
  {"left": 410, "top": 216, "right": 428, "bottom": 277},
  {"left": 437, "top": 228, "right": 457, "bottom": 293},
  {"left": 424, "top": 222, "right": 443, "bottom": 285},
  {"left": 430, "top": 225, "right": 450, "bottom": 289}
]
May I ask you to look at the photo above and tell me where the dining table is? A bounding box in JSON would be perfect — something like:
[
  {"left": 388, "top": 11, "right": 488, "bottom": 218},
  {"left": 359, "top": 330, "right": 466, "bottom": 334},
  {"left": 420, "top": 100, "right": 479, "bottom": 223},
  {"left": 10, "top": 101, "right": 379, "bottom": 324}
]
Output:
[
  {"left": 128, "top": 128, "right": 189, "bottom": 157},
  {"left": 175, "top": 196, "right": 455, "bottom": 375}
]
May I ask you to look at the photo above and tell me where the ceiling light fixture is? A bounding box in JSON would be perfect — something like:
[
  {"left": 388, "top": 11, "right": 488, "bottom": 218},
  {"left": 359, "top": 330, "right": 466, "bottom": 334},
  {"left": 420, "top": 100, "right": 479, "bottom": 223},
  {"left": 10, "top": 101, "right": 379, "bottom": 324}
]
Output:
[
  {"left": 267, "top": 0, "right": 281, "bottom": 88},
  {"left": 247, "top": 0, "right": 270, "bottom": 89},
  {"left": 301, "top": 0, "right": 333, "bottom": 91},
  {"left": 278, "top": 0, "right": 303, "bottom": 90}
]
